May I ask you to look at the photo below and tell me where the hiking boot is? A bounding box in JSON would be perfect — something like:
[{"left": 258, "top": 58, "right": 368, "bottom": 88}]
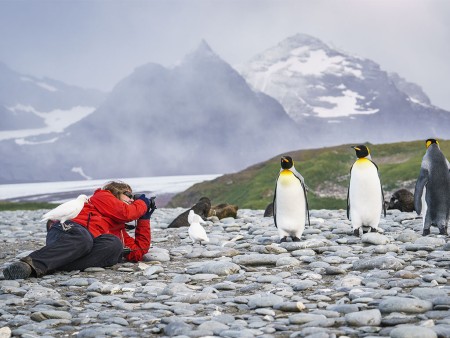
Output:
[{"left": 3, "top": 261, "right": 32, "bottom": 280}]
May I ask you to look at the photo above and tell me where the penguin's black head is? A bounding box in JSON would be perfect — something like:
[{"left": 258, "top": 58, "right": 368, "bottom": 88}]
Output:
[
  {"left": 352, "top": 145, "right": 370, "bottom": 158},
  {"left": 426, "top": 138, "right": 439, "bottom": 148},
  {"left": 281, "top": 156, "right": 294, "bottom": 169}
]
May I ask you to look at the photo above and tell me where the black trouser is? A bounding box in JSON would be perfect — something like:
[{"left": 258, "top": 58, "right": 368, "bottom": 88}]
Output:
[{"left": 26, "top": 222, "right": 123, "bottom": 277}]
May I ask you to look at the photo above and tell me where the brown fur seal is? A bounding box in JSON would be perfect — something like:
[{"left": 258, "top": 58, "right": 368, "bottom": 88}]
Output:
[
  {"left": 168, "top": 197, "right": 211, "bottom": 228},
  {"left": 387, "top": 189, "right": 414, "bottom": 212}
]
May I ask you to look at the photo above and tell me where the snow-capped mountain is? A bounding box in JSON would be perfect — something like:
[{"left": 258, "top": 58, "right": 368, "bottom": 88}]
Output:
[
  {"left": 0, "top": 62, "right": 106, "bottom": 142},
  {"left": 2, "top": 34, "right": 450, "bottom": 184},
  {"left": 0, "top": 42, "right": 301, "bottom": 183},
  {"left": 238, "top": 34, "right": 450, "bottom": 146}
]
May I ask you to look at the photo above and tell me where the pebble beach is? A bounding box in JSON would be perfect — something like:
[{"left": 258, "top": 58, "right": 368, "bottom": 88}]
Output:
[{"left": 0, "top": 208, "right": 449, "bottom": 338}]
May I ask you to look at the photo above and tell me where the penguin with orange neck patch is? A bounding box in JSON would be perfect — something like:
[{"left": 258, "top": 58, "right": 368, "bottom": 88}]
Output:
[
  {"left": 347, "top": 145, "right": 386, "bottom": 236},
  {"left": 273, "top": 156, "right": 310, "bottom": 243},
  {"left": 414, "top": 138, "right": 450, "bottom": 236}
]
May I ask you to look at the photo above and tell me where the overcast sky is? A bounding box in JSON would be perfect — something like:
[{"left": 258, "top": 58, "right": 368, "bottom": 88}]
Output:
[{"left": 1, "top": 0, "right": 449, "bottom": 110}]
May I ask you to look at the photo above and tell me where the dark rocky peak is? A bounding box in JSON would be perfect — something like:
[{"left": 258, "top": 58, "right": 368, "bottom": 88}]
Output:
[
  {"left": 388, "top": 72, "right": 431, "bottom": 106},
  {"left": 181, "top": 39, "right": 223, "bottom": 66},
  {"left": 111, "top": 62, "right": 168, "bottom": 91},
  {"left": 279, "top": 33, "right": 330, "bottom": 50}
]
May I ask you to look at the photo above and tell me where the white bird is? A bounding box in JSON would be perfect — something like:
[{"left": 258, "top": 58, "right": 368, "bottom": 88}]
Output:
[
  {"left": 41, "top": 194, "right": 89, "bottom": 224},
  {"left": 187, "top": 210, "right": 209, "bottom": 244}
]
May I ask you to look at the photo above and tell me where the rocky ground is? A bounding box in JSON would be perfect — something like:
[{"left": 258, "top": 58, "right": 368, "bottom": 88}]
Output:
[{"left": 0, "top": 208, "right": 449, "bottom": 338}]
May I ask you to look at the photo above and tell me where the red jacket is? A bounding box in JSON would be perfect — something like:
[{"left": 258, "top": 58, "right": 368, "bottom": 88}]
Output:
[{"left": 71, "top": 189, "right": 151, "bottom": 261}]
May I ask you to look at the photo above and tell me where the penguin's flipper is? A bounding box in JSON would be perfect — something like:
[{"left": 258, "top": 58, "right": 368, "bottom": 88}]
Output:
[
  {"left": 301, "top": 180, "right": 311, "bottom": 227},
  {"left": 346, "top": 184, "right": 351, "bottom": 220},
  {"left": 369, "top": 159, "right": 379, "bottom": 170},
  {"left": 347, "top": 164, "right": 354, "bottom": 220},
  {"left": 293, "top": 174, "right": 310, "bottom": 226},
  {"left": 414, "top": 168, "right": 429, "bottom": 215},
  {"left": 378, "top": 170, "right": 387, "bottom": 218},
  {"left": 293, "top": 168, "right": 309, "bottom": 191},
  {"left": 273, "top": 178, "right": 278, "bottom": 228}
]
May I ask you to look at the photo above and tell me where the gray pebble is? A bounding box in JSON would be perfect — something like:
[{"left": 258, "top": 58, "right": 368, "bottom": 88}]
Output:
[
  {"left": 1, "top": 208, "right": 449, "bottom": 338},
  {"left": 389, "top": 325, "right": 437, "bottom": 338},
  {"left": 379, "top": 297, "right": 433, "bottom": 313},
  {"left": 344, "top": 309, "right": 381, "bottom": 326}
]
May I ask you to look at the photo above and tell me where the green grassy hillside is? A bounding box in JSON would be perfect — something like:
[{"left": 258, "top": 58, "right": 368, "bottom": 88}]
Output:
[
  {"left": 0, "top": 201, "right": 57, "bottom": 211},
  {"left": 168, "top": 139, "right": 450, "bottom": 210}
]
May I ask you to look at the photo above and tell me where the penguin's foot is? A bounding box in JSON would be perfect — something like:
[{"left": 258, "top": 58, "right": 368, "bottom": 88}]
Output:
[
  {"left": 438, "top": 225, "right": 448, "bottom": 236},
  {"left": 368, "top": 226, "right": 378, "bottom": 233},
  {"left": 353, "top": 229, "right": 360, "bottom": 237},
  {"left": 292, "top": 236, "right": 301, "bottom": 242},
  {"left": 280, "top": 236, "right": 289, "bottom": 243},
  {"left": 422, "top": 228, "right": 431, "bottom": 236}
]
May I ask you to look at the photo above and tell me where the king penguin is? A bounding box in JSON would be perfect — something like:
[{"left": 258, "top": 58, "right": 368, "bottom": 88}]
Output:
[
  {"left": 414, "top": 139, "right": 450, "bottom": 236},
  {"left": 347, "top": 145, "right": 386, "bottom": 236},
  {"left": 273, "top": 155, "right": 310, "bottom": 243}
]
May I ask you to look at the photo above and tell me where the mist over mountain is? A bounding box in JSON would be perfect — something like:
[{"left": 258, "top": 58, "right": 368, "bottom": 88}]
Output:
[
  {"left": 0, "top": 42, "right": 301, "bottom": 182},
  {"left": 238, "top": 34, "right": 450, "bottom": 146},
  {"left": 1, "top": 34, "right": 449, "bottom": 184},
  {"left": 0, "top": 62, "right": 106, "bottom": 182},
  {"left": 0, "top": 62, "right": 105, "bottom": 132}
]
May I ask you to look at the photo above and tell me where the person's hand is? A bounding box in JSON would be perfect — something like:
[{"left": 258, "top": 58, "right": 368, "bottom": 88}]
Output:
[
  {"left": 136, "top": 194, "right": 151, "bottom": 210},
  {"left": 141, "top": 196, "right": 157, "bottom": 220},
  {"left": 140, "top": 209, "right": 151, "bottom": 220}
]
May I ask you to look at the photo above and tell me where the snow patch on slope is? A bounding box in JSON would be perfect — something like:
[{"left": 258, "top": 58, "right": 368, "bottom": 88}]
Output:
[
  {"left": 20, "top": 76, "right": 58, "bottom": 92},
  {"left": 0, "top": 105, "right": 95, "bottom": 141},
  {"left": 313, "top": 89, "right": 379, "bottom": 118}
]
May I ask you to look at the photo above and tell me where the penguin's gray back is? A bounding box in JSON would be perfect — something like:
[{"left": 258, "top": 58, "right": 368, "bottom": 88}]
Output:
[
  {"left": 416, "top": 145, "right": 450, "bottom": 221},
  {"left": 423, "top": 146, "right": 449, "bottom": 178}
]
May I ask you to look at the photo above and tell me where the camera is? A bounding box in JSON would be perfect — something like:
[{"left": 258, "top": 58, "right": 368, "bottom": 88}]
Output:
[
  {"left": 133, "top": 194, "right": 157, "bottom": 211},
  {"left": 148, "top": 196, "right": 156, "bottom": 210}
]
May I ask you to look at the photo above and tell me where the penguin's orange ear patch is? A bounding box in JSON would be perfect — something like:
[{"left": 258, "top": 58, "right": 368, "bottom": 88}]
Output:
[{"left": 426, "top": 139, "right": 439, "bottom": 148}]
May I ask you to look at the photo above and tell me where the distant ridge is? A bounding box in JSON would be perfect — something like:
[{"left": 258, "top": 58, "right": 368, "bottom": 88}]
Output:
[
  {"left": 0, "top": 41, "right": 301, "bottom": 183},
  {"left": 168, "top": 139, "right": 450, "bottom": 210}
]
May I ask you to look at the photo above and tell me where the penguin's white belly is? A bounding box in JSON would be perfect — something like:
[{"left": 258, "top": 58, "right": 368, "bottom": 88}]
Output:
[
  {"left": 275, "top": 176, "right": 306, "bottom": 236},
  {"left": 349, "top": 164, "right": 382, "bottom": 227},
  {"left": 421, "top": 186, "right": 428, "bottom": 227}
]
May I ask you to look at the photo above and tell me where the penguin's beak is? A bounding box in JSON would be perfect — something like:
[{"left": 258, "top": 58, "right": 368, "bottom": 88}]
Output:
[{"left": 352, "top": 146, "right": 360, "bottom": 151}]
